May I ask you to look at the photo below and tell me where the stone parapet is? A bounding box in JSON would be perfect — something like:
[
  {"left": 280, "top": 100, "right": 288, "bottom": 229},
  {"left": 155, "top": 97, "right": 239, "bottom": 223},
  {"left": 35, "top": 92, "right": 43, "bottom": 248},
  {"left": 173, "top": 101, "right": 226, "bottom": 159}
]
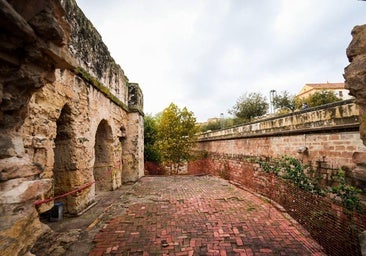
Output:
[{"left": 198, "top": 100, "right": 359, "bottom": 141}]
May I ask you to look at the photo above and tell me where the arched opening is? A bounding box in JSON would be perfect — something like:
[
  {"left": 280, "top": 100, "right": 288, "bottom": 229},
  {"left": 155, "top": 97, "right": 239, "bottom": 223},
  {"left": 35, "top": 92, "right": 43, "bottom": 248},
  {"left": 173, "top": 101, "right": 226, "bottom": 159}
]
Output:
[
  {"left": 53, "top": 104, "right": 74, "bottom": 213},
  {"left": 94, "top": 119, "right": 114, "bottom": 191}
]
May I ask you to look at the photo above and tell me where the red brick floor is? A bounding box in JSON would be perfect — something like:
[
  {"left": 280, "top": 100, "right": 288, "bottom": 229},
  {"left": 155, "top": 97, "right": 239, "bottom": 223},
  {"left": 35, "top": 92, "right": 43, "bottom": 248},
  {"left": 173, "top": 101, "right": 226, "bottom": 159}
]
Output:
[{"left": 89, "top": 176, "right": 325, "bottom": 256}]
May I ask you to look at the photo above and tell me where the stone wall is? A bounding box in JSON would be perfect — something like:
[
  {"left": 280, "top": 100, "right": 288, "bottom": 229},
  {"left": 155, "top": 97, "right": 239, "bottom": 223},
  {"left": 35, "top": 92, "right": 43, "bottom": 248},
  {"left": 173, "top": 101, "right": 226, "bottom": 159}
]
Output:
[
  {"left": 61, "top": 0, "right": 129, "bottom": 104},
  {"left": 195, "top": 100, "right": 366, "bottom": 189},
  {"left": 0, "top": 1, "right": 144, "bottom": 255},
  {"left": 344, "top": 23, "right": 366, "bottom": 189},
  {"left": 187, "top": 154, "right": 366, "bottom": 255}
]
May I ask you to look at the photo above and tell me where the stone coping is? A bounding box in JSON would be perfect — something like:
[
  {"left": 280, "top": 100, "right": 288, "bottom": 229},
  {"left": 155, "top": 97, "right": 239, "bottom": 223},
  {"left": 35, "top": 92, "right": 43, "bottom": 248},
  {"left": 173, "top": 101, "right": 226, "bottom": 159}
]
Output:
[{"left": 198, "top": 99, "right": 359, "bottom": 141}]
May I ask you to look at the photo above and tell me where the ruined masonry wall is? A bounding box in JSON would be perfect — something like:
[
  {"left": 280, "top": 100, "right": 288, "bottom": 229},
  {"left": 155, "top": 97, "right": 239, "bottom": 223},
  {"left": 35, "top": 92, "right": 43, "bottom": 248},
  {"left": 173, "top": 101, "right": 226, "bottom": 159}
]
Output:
[
  {"left": 61, "top": 0, "right": 129, "bottom": 104},
  {"left": 0, "top": 1, "right": 144, "bottom": 255},
  {"left": 21, "top": 69, "right": 128, "bottom": 213}
]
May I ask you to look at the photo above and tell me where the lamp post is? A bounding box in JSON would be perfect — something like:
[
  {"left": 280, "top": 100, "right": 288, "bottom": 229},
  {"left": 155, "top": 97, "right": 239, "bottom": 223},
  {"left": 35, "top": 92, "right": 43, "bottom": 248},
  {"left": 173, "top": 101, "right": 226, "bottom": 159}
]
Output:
[
  {"left": 220, "top": 113, "right": 224, "bottom": 129},
  {"left": 269, "top": 90, "right": 276, "bottom": 114}
]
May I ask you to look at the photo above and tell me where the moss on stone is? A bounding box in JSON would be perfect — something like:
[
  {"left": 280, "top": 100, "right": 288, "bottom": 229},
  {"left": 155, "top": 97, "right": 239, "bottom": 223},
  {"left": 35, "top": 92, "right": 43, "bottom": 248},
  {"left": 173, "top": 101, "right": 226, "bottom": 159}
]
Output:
[{"left": 74, "top": 67, "right": 129, "bottom": 112}]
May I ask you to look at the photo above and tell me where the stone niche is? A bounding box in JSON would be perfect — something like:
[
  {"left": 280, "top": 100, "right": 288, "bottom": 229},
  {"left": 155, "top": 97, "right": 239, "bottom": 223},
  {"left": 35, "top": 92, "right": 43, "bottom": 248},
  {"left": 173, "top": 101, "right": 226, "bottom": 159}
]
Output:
[{"left": 0, "top": 1, "right": 144, "bottom": 255}]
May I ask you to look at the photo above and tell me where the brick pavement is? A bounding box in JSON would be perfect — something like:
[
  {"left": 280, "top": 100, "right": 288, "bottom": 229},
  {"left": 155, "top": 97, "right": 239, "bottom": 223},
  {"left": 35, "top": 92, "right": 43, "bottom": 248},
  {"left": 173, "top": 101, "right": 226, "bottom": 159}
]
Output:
[{"left": 89, "top": 176, "right": 325, "bottom": 256}]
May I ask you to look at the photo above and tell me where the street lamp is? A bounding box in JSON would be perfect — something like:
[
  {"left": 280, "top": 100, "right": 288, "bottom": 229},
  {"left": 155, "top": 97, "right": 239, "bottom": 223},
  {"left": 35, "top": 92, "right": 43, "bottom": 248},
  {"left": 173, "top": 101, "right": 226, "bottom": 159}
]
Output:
[
  {"left": 269, "top": 90, "right": 276, "bottom": 114},
  {"left": 220, "top": 113, "right": 224, "bottom": 129}
]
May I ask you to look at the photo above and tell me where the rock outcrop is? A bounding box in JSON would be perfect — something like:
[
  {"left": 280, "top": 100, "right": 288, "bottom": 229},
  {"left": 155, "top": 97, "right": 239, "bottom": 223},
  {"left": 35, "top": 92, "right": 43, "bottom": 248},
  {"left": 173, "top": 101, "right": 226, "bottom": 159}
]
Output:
[
  {"left": 344, "top": 23, "right": 366, "bottom": 256},
  {"left": 0, "top": 1, "right": 144, "bottom": 255},
  {"left": 0, "top": 1, "right": 71, "bottom": 255},
  {"left": 345, "top": 24, "right": 366, "bottom": 144}
]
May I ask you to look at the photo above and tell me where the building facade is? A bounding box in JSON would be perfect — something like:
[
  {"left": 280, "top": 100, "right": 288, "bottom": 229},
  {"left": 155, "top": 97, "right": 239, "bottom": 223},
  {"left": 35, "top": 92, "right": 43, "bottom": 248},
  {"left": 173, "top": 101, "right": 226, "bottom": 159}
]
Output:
[{"left": 296, "top": 82, "right": 353, "bottom": 100}]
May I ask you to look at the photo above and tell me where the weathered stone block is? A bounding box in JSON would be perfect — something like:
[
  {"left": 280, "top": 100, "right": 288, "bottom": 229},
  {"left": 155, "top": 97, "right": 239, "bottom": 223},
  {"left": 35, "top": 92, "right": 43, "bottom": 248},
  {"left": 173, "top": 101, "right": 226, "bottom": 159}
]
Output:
[
  {"left": 347, "top": 25, "right": 366, "bottom": 61},
  {"left": 0, "top": 208, "right": 47, "bottom": 256},
  {"left": 344, "top": 55, "right": 366, "bottom": 99},
  {"left": 32, "top": 148, "right": 47, "bottom": 170},
  {"left": 32, "top": 136, "right": 49, "bottom": 149},
  {"left": 353, "top": 152, "right": 366, "bottom": 165},
  {"left": 0, "top": 135, "right": 16, "bottom": 159},
  {"left": 0, "top": 156, "right": 42, "bottom": 181},
  {"left": 0, "top": 179, "right": 52, "bottom": 204}
]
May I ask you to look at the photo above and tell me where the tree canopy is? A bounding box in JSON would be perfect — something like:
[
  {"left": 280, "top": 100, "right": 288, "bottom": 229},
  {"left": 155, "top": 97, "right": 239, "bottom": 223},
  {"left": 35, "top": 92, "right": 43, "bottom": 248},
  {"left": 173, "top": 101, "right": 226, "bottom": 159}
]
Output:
[
  {"left": 298, "top": 90, "right": 341, "bottom": 108},
  {"left": 228, "top": 92, "right": 268, "bottom": 122},
  {"left": 272, "top": 90, "right": 342, "bottom": 114},
  {"left": 148, "top": 103, "right": 198, "bottom": 174},
  {"left": 272, "top": 91, "right": 296, "bottom": 113},
  {"left": 144, "top": 114, "right": 160, "bottom": 162}
]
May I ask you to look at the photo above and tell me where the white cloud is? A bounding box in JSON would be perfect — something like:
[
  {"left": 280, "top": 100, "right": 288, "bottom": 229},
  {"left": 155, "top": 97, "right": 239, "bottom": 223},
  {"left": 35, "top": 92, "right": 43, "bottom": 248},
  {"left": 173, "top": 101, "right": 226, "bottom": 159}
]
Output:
[{"left": 75, "top": 0, "right": 366, "bottom": 122}]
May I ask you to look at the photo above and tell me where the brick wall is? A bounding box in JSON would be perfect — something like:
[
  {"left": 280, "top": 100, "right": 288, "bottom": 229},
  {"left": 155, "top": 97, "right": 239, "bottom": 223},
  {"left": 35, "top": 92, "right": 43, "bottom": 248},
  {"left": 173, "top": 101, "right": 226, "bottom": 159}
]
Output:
[
  {"left": 189, "top": 101, "right": 366, "bottom": 255},
  {"left": 188, "top": 155, "right": 366, "bottom": 255},
  {"left": 195, "top": 100, "right": 366, "bottom": 190},
  {"left": 197, "top": 132, "right": 363, "bottom": 167}
]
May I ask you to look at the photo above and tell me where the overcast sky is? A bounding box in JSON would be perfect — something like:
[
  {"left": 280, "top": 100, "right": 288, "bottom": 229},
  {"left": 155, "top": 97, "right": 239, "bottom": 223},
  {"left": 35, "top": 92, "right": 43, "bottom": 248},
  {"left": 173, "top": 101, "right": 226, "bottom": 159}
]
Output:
[{"left": 75, "top": 0, "right": 366, "bottom": 122}]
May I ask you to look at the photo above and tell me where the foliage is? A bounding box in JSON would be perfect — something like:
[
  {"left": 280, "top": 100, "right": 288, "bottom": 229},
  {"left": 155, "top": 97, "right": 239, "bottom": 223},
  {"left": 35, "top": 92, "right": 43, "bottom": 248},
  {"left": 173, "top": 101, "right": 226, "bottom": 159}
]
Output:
[
  {"left": 331, "top": 170, "right": 362, "bottom": 211},
  {"left": 156, "top": 103, "right": 199, "bottom": 174},
  {"left": 278, "top": 156, "right": 323, "bottom": 194},
  {"left": 257, "top": 156, "right": 362, "bottom": 210},
  {"left": 200, "top": 120, "right": 221, "bottom": 132},
  {"left": 258, "top": 156, "right": 323, "bottom": 195},
  {"left": 228, "top": 92, "right": 269, "bottom": 123},
  {"left": 144, "top": 114, "right": 160, "bottom": 162},
  {"left": 257, "top": 157, "right": 280, "bottom": 174},
  {"left": 200, "top": 118, "right": 235, "bottom": 132},
  {"left": 272, "top": 91, "right": 296, "bottom": 112},
  {"left": 296, "top": 90, "right": 341, "bottom": 108}
]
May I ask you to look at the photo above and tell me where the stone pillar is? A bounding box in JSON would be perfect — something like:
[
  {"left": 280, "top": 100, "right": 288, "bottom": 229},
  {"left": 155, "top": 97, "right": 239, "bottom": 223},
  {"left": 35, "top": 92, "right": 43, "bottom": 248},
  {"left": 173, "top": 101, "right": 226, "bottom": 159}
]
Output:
[
  {"left": 122, "top": 83, "right": 144, "bottom": 182},
  {"left": 123, "top": 113, "right": 144, "bottom": 182}
]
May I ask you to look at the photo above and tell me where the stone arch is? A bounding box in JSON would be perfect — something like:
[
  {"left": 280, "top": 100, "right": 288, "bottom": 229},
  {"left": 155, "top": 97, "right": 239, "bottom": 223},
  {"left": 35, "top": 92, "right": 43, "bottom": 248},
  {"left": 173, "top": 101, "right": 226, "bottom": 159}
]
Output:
[
  {"left": 94, "top": 119, "right": 114, "bottom": 191},
  {"left": 53, "top": 103, "right": 76, "bottom": 213}
]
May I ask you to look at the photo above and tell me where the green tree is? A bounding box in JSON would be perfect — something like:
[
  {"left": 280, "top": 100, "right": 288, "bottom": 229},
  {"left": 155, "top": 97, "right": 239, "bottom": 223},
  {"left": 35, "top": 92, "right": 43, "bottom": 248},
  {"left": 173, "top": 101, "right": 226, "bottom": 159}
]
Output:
[
  {"left": 200, "top": 121, "right": 221, "bottom": 132},
  {"left": 272, "top": 91, "right": 296, "bottom": 113},
  {"left": 144, "top": 114, "right": 160, "bottom": 162},
  {"left": 296, "top": 90, "right": 341, "bottom": 108},
  {"left": 156, "top": 103, "right": 198, "bottom": 174},
  {"left": 228, "top": 92, "right": 269, "bottom": 123},
  {"left": 200, "top": 118, "right": 236, "bottom": 132}
]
